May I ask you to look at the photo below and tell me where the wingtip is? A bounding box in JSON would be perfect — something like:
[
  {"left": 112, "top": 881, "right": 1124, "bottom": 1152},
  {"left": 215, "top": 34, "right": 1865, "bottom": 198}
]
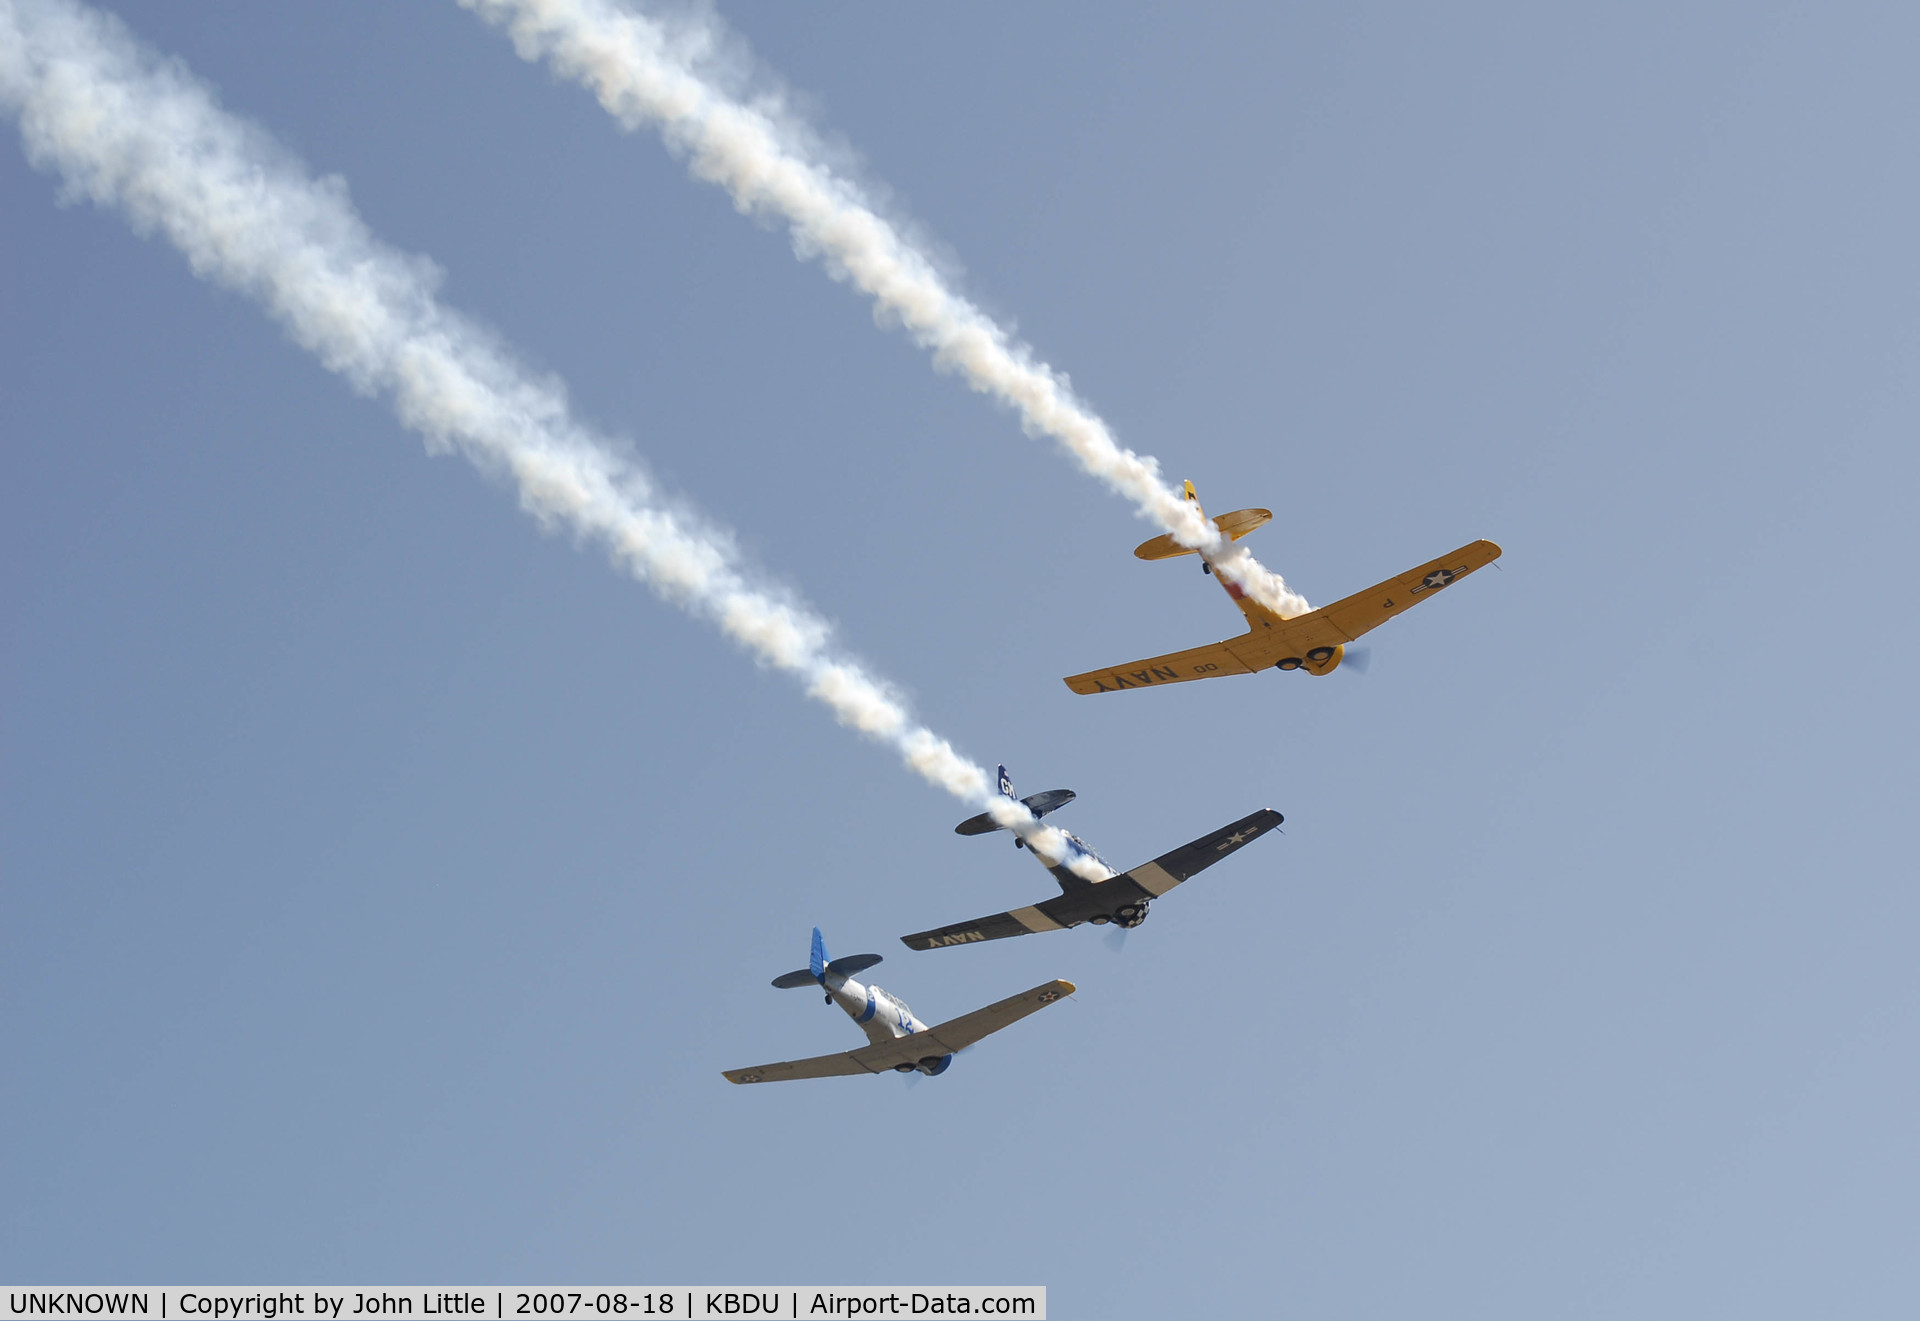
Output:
[{"left": 1058, "top": 979, "right": 1077, "bottom": 996}]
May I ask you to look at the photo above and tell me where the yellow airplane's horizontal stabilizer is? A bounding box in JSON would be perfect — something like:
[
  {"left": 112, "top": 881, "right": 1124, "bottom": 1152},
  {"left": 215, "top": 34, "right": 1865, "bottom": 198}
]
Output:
[{"left": 1133, "top": 508, "right": 1273, "bottom": 561}]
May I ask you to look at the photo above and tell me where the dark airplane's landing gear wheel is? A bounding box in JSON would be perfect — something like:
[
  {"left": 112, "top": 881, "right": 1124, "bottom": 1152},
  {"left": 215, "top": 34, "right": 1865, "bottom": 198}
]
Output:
[
  {"left": 1089, "top": 914, "right": 1111, "bottom": 925},
  {"left": 1307, "top": 646, "right": 1336, "bottom": 664},
  {"left": 1113, "top": 902, "right": 1150, "bottom": 929},
  {"left": 1014, "top": 837, "right": 1025, "bottom": 849},
  {"left": 1276, "top": 657, "right": 1304, "bottom": 671},
  {"left": 893, "top": 1062, "right": 916, "bottom": 1073}
]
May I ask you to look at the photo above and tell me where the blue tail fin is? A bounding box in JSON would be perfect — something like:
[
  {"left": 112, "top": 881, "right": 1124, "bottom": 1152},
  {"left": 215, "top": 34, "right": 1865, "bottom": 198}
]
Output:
[
  {"left": 997, "top": 765, "right": 1014, "bottom": 799},
  {"left": 809, "top": 927, "right": 828, "bottom": 984}
]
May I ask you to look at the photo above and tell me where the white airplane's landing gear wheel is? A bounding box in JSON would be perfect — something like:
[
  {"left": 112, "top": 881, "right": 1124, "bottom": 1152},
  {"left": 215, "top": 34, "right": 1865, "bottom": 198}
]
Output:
[{"left": 893, "top": 1063, "right": 915, "bottom": 1073}]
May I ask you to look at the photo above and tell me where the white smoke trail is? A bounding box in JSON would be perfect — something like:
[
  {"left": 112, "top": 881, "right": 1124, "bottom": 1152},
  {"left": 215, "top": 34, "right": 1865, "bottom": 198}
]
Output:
[
  {"left": 460, "top": 0, "right": 1312, "bottom": 618},
  {"left": 0, "top": 0, "right": 1105, "bottom": 876}
]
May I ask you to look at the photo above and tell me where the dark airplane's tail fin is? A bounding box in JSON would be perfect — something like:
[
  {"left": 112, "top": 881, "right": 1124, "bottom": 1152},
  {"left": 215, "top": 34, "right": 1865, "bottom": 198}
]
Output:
[
  {"left": 770, "top": 927, "right": 883, "bottom": 990},
  {"left": 954, "top": 765, "right": 1078, "bottom": 843}
]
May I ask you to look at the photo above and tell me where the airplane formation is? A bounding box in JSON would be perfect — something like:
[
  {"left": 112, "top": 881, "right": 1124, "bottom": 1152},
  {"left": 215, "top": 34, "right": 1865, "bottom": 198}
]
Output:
[{"left": 728, "top": 486, "right": 1500, "bottom": 1083}]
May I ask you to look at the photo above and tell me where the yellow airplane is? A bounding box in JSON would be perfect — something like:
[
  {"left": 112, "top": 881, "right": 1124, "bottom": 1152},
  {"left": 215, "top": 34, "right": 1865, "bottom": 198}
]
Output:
[{"left": 1063, "top": 481, "right": 1501, "bottom": 694}]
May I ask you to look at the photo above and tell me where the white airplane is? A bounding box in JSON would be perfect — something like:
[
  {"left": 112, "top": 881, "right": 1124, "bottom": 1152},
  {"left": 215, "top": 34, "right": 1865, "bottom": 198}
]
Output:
[{"left": 722, "top": 928, "right": 1074, "bottom": 1085}]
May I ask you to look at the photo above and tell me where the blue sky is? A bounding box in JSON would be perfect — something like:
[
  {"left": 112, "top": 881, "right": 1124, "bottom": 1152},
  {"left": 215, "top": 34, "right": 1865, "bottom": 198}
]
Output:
[{"left": 4, "top": 2, "right": 1917, "bottom": 1313}]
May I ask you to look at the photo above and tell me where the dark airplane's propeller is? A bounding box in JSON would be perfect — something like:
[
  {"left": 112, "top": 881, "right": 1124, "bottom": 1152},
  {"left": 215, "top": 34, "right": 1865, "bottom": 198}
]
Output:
[{"left": 1103, "top": 924, "right": 1131, "bottom": 954}]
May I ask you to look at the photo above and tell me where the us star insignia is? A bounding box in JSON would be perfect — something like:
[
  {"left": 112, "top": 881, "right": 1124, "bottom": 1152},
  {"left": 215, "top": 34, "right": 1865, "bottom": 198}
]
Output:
[{"left": 1411, "top": 566, "right": 1459, "bottom": 595}]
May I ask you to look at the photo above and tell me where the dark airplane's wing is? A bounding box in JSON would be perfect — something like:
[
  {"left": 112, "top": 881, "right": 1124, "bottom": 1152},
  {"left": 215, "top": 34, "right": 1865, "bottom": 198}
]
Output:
[
  {"left": 902, "top": 809, "right": 1283, "bottom": 950},
  {"left": 722, "top": 980, "right": 1075, "bottom": 1083},
  {"left": 1122, "top": 806, "right": 1285, "bottom": 893}
]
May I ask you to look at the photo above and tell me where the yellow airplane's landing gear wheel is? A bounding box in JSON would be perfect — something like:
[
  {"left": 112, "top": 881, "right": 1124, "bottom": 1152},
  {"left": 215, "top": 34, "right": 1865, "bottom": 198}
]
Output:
[
  {"left": 1307, "top": 646, "right": 1337, "bottom": 663},
  {"left": 1276, "top": 657, "right": 1304, "bottom": 671}
]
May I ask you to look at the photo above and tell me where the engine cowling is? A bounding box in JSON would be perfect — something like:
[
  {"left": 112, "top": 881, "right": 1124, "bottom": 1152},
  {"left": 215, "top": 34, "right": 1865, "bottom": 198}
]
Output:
[
  {"left": 1112, "top": 899, "right": 1150, "bottom": 929},
  {"left": 1303, "top": 644, "right": 1344, "bottom": 677}
]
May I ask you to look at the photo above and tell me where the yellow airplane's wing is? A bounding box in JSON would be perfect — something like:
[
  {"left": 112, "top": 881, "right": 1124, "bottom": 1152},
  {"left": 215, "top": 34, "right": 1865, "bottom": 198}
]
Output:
[
  {"left": 1062, "top": 636, "right": 1261, "bottom": 695},
  {"left": 1253, "top": 538, "right": 1503, "bottom": 656},
  {"left": 1063, "top": 539, "right": 1502, "bottom": 693}
]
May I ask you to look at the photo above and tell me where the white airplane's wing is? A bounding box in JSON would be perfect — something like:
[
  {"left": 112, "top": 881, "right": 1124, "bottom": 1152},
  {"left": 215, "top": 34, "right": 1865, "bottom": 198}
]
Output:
[
  {"left": 722, "top": 979, "right": 1075, "bottom": 1084},
  {"left": 912, "top": 978, "right": 1076, "bottom": 1055},
  {"left": 721, "top": 1052, "right": 870, "bottom": 1085}
]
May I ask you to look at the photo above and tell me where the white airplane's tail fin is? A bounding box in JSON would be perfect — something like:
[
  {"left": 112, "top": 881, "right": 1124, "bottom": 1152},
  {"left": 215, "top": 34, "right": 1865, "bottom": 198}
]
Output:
[{"left": 770, "top": 927, "right": 881, "bottom": 992}]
